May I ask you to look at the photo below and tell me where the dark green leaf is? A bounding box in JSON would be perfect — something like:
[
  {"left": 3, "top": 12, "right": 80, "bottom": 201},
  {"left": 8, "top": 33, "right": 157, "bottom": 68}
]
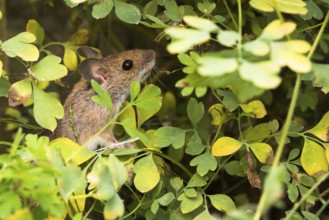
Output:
[{"left": 154, "top": 126, "right": 186, "bottom": 149}]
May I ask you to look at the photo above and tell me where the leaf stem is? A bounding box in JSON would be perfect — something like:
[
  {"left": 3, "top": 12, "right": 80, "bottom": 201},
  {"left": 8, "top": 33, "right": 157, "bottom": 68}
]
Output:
[{"left": 222, "top": 0, "right": 238, "bottom": 30}]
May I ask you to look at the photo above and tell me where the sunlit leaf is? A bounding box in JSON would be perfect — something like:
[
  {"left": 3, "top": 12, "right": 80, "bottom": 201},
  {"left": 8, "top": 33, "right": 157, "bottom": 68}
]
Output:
[
  {"left": 243, "top": 39, "right": 270, "bottom": 56},
  {"left": 208, "top": 194, "right": 236, "bottom": 214},
  {"left": 250, "top": 0, "right": 307, "bottom": 15},
  {"left": 301, "top": 139, "right": 328, "bottom": 176},
  {"left": 1, "top": 32, "right": 39, "bottom": 61},
  {"left": 306, "top": 111, "right": 329, "bottom": 142},
  {"left": 134, "top": 154, "right": 160, "bottom": 193},
  {"left": 270, "top": 40, "right": 311, "bottom": 73},
  {"left": 212, "top": 137, "right": 243, "bottom": 156},
  {"left": 8, "top": 79, "right": 32, "bottom": 107},
  {"left": 239, "top": 60, "right": 281, "bottom": 89},
  {"left": 31, "top": 55, "right": 68, "bottom": 81},
  {"left": 183, "top": 16, "right": 218, "bottom": 32},
  {"left": 208, "top": 103, "right": 227, "bottom": 126},
  {"left": 178, "top": 192, "right": 203, "bottom": 214},
  {"left": 49, "top": 138, "right": 95, "bottom": 165},
  {"left": 63, "top": 45, "right": 78, "bottom": 71},
  {"left": 33, "top": 84, "right": 64, "bottom": 131},
  {"left": 240, "top": 100, "right": 267, "bottom": 118},
  {"left": 249, "top": 143, "right": 274, "bottom": 164},
  {"left": 194, "top": 209, "right": 216, "bottom": 220},
  {"left": 166, "top": 28, "right": 210, "bottom": 54},
  {"left": 198, "top": 57, "right": 238, "bottom": 76},
  {"left": 26, "top": 19, "right": 45, "bottom": 45},
  {"left": 115, "top": 1, "right": 141, "bottom": 24},
  {"left": 260, "top": 20, "right": 296, "bottom": 40},
  {"left": 157, "top": 192, "right": 175, "bottom": 206},
  {"left": 217, "top": 30, "right": 240, "bottom": 47}
]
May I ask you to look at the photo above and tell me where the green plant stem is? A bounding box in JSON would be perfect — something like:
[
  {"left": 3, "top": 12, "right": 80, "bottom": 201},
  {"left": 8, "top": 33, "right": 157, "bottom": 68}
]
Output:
[
  {"left": 237, "top": 0, "right": 242, "bottom": 60},
  {"left": 222, "top": 0, "right": 238, "bottom": 30},
  {"left": 285, "top": 172, "right": 329, "bottom": 220},
  {"left": 253, "top": 11, "right": 329, "bottom": 220}
]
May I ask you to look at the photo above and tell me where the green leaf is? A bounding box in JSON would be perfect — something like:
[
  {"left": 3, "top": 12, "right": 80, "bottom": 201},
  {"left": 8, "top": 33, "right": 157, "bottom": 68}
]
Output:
[
  {"left": 250, "top": 0, "right": 307, "bottom": 15},
  {"left": 134, "top": 84, "right": 162, "bottom": 127},
  {"left": 288, "top": 181, "right": 299, "bottom": 202},
  {"left": 183, "top": 16, "right": 218, "bottom": 32},
  {"left": 120, "top": 118, "right": 150, "bottom": 145},
  {"left": 91, "top": 80, "right": 113, "bottom": 111},
  {"left": 1, "top": 32, "right": 39, "bottom": 61},
  {"left": 312, "top": 63, "right": 329, "bottom": 94},
  {"left": 142, "top": 14, "right": 167, "bottom": 28},
  {"left": 64, "top": 0, "right": 86, "bottom": 7},
  {"left": 0, "top": 77, "right": 10, "bottom": 97},
  {"left": 130, "top": 81, "right": 140, "bottom": 102},
  {"left": 31, "top": 55, "right": 68, "bottom": 81},
  {"left": 178, "top": 191, "right": 203, "bottom": 214},
  {"left": 163, "top": 0, "right": 180, "bottom": 22},
  {"left": 108, "top": 154, "right": 127, "bottom": 190},
  {"left": 154, "top": 126, "right": 186, "bottom": 149},
  {"left": 115, "top": 1, "right": 141, "bottom": 24},
  {"left": 92, "top": 0, "right": 113, "bottom": 19},
  {"left": 197, "top": 0, "right": 216, "bottom": 15},
  {"left": 240, "top": 100, "right": 267, "bottom": 118},
  {"left": 8, "top": 79, "right": 32, "bottom": 106},
  {"left": 50, "top": 138, "right": 95, "bottom": 165},
  {"left": 58, "top": 164, "right": 86, "bottom": 202},
  {"left": 186, "top": 133, "right": 206, "bottom": 156},
  {"left": 217, "top": 90, "right": 239, "bottom": 112},
  {"left": 0, "top": 191, "right": 22, "bottom": 218},
  {"left": 198, "top": 56, "right": 238, "bottom": 76},
  {"left": 165, "top": 28, "right": 210, "bottom": 54},
  {"left": 239, "top": 61, "right": 281, "bottom": 89},
  {"left": 194, "top": 210, "right": 216, "bottom": 220},
  {"left": 217, "top": 30, "right": 240, "bottom": 47},
  {"left": 249, "top": 143, "right": 274, "bottom": 164},
  {"left": 26, "top": 19, "right": 45, "bottom": 45},
  {"left": 104, "top": 194, "right": 124, "bottom": 219},
  {"left": 143, "top": 0, "right": 158, "bottom": 16},
  {"left": 243, "top": 122, "right": 273, "bottom": 142},
  {"left": 186, "top": 174, "right": 207, "bottom": 188},
  {"left": 212, "top": 137, "right": 243, "bottom": 157},
  {"left": 87, "top": 158, "right": 115, "bottom": 201},
  {"left": 33, "top": 84, "right": 64, "bottom": 131},
  {"left": 178, "top": 52, "right": 199, "bottom": 74},
  {"left": 187, "top": 97, "right": 204, "bottom": 126},
  {"left": 302, "top": 211, "right": 320, "bottom": 220},
  {"left": 170, "top": 177, "right": 184, "bottom": 192},
  {"left": 134, "top": 154, "right": 160, "bottom": 193},
  {"left": 224, "top": 160, "right": 245, "bottom": 177},
  {"left": 157, "top": 192, "right": 175, "bottom": 206},
  {"left": 208, "top": 194, "right": 236, "bottom": 214},
  {"left": 306, "top": 111, "right": 329, "bottom": 142},
  {"left": 190, "top": 151, "right": 217, "bottom": 176},
  {"left": 301, "top": 138, "right": 328, "bottom": 176},
  {"left": 270, "top": 40, "right": 311, "bottom": 73},
  {"left": 301, "top": 0, "right": 323, "bottom": 20}
]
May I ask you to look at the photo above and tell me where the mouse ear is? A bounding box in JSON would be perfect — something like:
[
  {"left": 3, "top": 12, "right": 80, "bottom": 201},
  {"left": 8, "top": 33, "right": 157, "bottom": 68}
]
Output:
[
  {"left": 77, "top": 46, "right": 103, "bottom": 59},
  {"left": 78, "top": 58, "right": 106, "bottom": 84}
]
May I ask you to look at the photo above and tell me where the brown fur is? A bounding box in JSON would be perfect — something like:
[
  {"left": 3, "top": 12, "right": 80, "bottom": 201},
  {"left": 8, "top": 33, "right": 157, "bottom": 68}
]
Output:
[{"left": 52, "top": 49, "right": 156, "bottom": 150}]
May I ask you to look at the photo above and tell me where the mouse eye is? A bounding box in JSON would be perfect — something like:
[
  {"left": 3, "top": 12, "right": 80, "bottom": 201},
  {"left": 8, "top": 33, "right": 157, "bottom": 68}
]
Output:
[{"left": 122, "top": 60, "right": 133, "bottom": 71}]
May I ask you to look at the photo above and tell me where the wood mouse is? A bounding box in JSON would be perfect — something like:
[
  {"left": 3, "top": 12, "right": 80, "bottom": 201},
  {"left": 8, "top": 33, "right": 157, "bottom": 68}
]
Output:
[{"left": 52, "top": 47, "right": 156, "bottom": 150}]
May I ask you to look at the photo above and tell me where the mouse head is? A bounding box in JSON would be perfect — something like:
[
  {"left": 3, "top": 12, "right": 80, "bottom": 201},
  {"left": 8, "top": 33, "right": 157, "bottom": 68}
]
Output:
[{"left": 77, "top": 47, "right": 156, "bottom": 85}]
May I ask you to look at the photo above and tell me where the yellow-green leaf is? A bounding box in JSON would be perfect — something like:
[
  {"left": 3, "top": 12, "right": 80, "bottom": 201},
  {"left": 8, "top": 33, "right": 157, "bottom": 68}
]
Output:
[
  {"left": 183, "top": 16, "right": 219, "bottom": 32},
  {"left": 165, "top": 28, "right": 210, "bottom": 54},
  {"left": 250, "top": 0, "right": 307, "bottom": 15},
  {"left": 249, "top": 143, "right": 274, "bottom": 164},
  {"left": 217, "top": 30, "right": 240, "bottom": 47},
  {"left": 260, "top": 20, "right": 296, "bottom": 40},
  {"left": 212, "top": 137, "right": 243, "bottom": 157},
  {"left": 64, "top": 46, "right": 78, "bottom": 71},
  {"left": 26, "top": 19, "right": 45, "bottom": 45},
  {"left": 31, "top": 55, "right": 68, "bottom": 81},
  {"left": 8, "top": 79, "right": 32, "bottom": 107},
  {"left": 306, "top": 111, "right": 329, "bottom": 142},
  {"left": 69, "top": 28, "right": 89, "bottom": 45},
  {"left": 33, "top": 84, "right": 64, "bottom": 131},
  {"left": 134, "top": 154, "right": 160, "bottom": 193},
  {"left": 1, "top": 32, "right": 39, "bottom": 61},
  {"left": 208, "top": 194, "right": 236, "bottom": 214},
  {"left": 244, "top": 39, "right": 270, "bottom": 56},
  {"left": 198, "top": 57, "right": 238, "bottom": 76},
  {"left": 49, "top": 138, "right": 95, "bottom": 165},
  {"left": 301, "top": 139, "right": 328, "bottom": 176},
  {"left": 240, "top": 100, "right": 267, "bottom": 118},
  {"left": 271, "top": 40, "right": 311, "bottom": 73},
  {"left": 239, "top": 60, "right": 281, "bottom": 89},
  {"left": 104, "top": 194, "right": 124, "bottom": 220}
]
